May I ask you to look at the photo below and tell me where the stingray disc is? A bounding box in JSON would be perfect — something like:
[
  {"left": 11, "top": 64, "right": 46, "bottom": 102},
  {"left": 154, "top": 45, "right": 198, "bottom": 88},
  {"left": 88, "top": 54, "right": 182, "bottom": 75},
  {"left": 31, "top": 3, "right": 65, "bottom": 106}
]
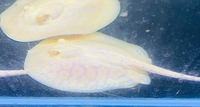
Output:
[
  {"left": 0, "top": 0, "right": 120, "bottom": 42},
  {"left": 24, "top": 32, "right": 152, "bottom": 93}
]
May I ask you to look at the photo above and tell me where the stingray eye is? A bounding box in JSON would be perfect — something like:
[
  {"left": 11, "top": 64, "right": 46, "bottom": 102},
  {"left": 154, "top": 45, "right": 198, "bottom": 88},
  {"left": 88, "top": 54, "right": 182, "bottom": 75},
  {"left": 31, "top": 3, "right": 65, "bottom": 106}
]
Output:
[
  {"left": 48, "top": 38, "right": 68, "bottom": 56},
  {"left": 35, "top": 3, "right": 64, "bottom": 24},
  {"left": 49, "top": 49, "right": 60, "bottom": 56},
  {"left": 36, "top": 14, "right": 50, "bottom": 23}
]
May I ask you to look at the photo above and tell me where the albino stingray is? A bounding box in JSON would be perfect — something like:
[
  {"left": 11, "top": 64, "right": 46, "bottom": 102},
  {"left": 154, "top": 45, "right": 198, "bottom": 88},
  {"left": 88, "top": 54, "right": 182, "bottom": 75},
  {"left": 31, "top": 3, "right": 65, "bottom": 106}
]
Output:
[
  {"left": 1, "top": 32, "right": 200, "bottom": 93},
  {"left": 0, "top": 0, "right": 120, "bottom": 42}
]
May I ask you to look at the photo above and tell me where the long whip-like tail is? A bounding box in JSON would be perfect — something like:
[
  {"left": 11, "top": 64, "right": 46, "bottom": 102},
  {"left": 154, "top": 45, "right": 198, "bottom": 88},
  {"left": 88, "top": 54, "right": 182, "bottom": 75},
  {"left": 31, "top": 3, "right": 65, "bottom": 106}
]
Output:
[
  {"left": 132, "top": 59, "right": 200, "bottom": 82},
  {"left": 0, "top": 70, "right": 26, "bottom": 77}
]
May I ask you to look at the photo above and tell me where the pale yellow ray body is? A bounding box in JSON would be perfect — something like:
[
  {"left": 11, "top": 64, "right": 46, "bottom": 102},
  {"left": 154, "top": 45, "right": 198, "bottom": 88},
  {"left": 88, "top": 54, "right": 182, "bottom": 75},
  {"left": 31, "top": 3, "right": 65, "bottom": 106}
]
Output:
[
  {"left": 24, "top": 32, "right": 152, "bottom": 93},
  {"left": 0, "top": 0, "right": 120, "bottom": 42}
]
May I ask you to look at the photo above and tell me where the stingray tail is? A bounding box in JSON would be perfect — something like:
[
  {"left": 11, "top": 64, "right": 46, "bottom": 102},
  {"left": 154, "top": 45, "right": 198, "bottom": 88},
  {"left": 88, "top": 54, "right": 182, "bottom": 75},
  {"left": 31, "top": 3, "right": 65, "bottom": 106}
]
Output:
[
  {"left": 132, "top": 59, "right": 200, "bottom": 82},
  {"left": 0, "top": 70, "right": 26, "bottom": 77}
]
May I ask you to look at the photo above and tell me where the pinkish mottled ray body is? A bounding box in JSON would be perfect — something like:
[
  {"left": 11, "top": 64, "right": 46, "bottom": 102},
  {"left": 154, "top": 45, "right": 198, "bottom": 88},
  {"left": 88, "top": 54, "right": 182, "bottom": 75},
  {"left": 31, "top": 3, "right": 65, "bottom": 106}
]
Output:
[{"left": 0, "top": 32, "right": 200, "bottom": 93}]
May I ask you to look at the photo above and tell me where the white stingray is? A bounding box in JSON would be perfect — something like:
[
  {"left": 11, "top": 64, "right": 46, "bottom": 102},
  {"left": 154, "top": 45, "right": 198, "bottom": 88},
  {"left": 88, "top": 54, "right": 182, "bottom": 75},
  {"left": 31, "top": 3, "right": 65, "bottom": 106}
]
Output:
[
  {"left": 0, "top": 0, "right": 120, "bottom": 42},
  {"left": 0, "top": 32, "right": 200, "bottom": 93}
]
